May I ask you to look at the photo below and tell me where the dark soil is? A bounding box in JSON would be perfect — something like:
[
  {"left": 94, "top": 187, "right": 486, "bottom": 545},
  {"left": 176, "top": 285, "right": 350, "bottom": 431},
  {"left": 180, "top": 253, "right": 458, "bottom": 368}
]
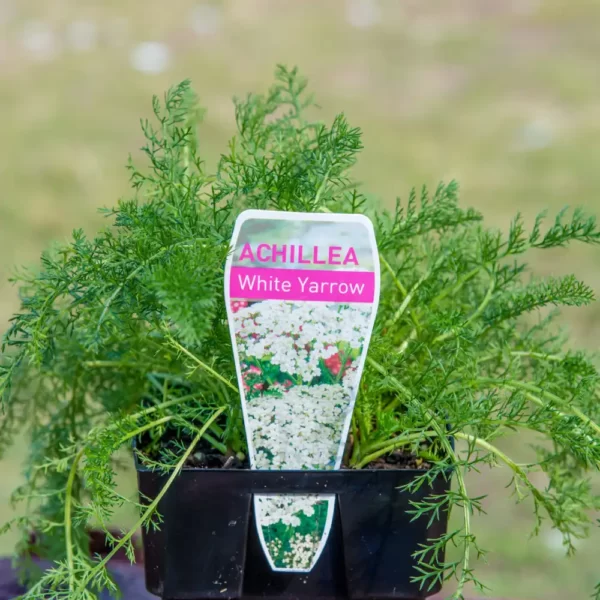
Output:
[
  {"left": 359, "top": 447, "right": 431, "bottom": 470},
  {"left": 179, "top": 439, "right": 430, "bottom": 470},
  {"left": 140, "top": 428, "right": 431, "bottom": 471},
  {"left": 186, "top": 447, "right": 249, "bottom": 469}
]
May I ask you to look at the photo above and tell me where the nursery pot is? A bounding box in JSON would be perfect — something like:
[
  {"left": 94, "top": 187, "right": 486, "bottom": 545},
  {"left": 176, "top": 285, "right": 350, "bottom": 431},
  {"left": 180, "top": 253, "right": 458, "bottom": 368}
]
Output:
[{"left": 136, "top": 462, "right": 450, "bottom": 600}]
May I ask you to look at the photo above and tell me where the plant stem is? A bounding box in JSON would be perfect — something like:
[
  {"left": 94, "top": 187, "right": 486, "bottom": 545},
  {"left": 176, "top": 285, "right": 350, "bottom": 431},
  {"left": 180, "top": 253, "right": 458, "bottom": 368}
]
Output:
[
  {"left": 175, "top": 417, "right": 228, "bottom": 454},
  {"left": 118, "top": 411, "right": 227, "bottom": 457},
  {"left": 366, "top": 357, "right": 412, "bottom": 399},
  {"left": 477, "top": 350, "right": 563, "bottom": 364},
  {"left": 380, "top": 256, "right": 422, "bottom": 332},
  {"left": 423, "top": 410, "right": 471, "bottom": 600},
  {"left": 354, "top": 431, "right": 436, "bottom": 469},
  {"left": 454, "top": 432, "right": 554, "bottom": 514},
  {"left": 97, "top": 252, "right": 168, "bottom": 331},
  {"left": 96, "top": 237, "right": 206, "bottom": 331},
  {"left": 79, "top": 395, "right": 197, "bottom": 450},
  {"left": 477, "top": 377, "right": 600, "bottom": 437},
  {"left": 75, "top": 407, "right": 225, "bottom": 594},
  {"left": 361, "top": 429, "right": 437, "bottom": 455},
  {"left": 398, "top": 328, "right": 418, "bottom": 357},
  {"left": 116, "top": 415, "right": 173, "bottom": 446},
  {"left": 64, "top": 446, "right": 85, "bottom": 591},
  {"left": 429, "top": 266, "right": 482, "bottom": 308},
  {"left": 64, "top": 414, "right": 175, "bottom": 588},
  {"left": 380, "top": 255, "right": 408, "bottom": 296},
  {"left": 83, "top": 360, "right": 164, "bottom": 370},
  {"left": 433, "top": 271, "right": 495, "bottom": 344},
  {"left": 509, "top": 350, "right": 563, "bottom": 362},
  {"left": 313, "top": 168, "right": 331, "bottom": 208},
  {"left": 167, "top": 336, "right": 239, "bottom": 393},
  {"left": 391, "top": 278, "right": 426, "bottom": 331},
  {"left": 350, "top": 416, "right": 360, "bottom": 465}
]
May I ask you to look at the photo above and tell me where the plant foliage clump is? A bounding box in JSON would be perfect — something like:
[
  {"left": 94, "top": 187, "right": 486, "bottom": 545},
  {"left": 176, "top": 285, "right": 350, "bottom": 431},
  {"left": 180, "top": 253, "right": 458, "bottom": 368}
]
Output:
[{"left": 0, "top": 66, "right": 599, "bottom": 599}]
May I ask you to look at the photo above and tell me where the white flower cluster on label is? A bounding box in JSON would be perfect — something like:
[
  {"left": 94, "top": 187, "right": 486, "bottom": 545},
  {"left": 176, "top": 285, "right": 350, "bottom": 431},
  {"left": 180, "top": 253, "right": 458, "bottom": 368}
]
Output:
[
  {"left": 233, "top": 300, "right": 371, "bottom": 383},
  {"left": 249, "top": 382, "right": 352, "bottom": 470},
  {"left": 256, "top": 495, "right": 333, "bottom": 570}
]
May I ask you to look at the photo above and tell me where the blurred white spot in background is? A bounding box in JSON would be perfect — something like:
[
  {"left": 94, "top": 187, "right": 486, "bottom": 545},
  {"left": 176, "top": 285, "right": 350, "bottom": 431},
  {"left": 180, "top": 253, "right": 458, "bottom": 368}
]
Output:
[
  {"left": 191, "top": 3, "right": 222, "bottom": 37},
  {"left": 543, "top": 529, "right": 584, "bottom": 554},
  {"left": 66, "top": 20, "right": 97, "bottom": 53},
  {"left": 515, "top": 117, "right": 556, "bottom": 152},
  {"left": 20, "top": 20, "right": 60, "bottom": 61},
  {"left": 544, "top": 529, "right": 565, "bottom": 553},
  {"left": 345, "top": 0, "right": 381, "bottom": 29},
  {"left": 129, "top": 41, "right": 171, "bottom": 75}
]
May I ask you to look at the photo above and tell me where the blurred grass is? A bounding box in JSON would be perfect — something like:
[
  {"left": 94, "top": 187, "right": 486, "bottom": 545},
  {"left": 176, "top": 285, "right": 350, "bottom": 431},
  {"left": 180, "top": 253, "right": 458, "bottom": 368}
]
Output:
[{"left": 0, "top": 1, "right": 599, "bottom": 598}]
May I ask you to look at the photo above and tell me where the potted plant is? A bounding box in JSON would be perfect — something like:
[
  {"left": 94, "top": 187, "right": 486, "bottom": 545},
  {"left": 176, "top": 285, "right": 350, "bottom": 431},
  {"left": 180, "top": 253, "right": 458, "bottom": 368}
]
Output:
[{"left": 0, "top": 66, "right": 599, "bottom": 600}]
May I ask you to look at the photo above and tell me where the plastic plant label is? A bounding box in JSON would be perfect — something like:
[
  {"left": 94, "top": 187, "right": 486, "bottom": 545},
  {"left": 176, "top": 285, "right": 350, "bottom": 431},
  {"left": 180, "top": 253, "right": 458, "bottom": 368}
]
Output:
[{"left": 225, "top": 210, "right": 380, "bottom": 572}]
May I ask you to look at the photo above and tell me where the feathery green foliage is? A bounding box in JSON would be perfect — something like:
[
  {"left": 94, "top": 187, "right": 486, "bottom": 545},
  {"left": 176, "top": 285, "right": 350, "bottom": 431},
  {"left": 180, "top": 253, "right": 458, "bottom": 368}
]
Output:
[{"left": 0, "top": 66, "right": 599, "bottom": 599}]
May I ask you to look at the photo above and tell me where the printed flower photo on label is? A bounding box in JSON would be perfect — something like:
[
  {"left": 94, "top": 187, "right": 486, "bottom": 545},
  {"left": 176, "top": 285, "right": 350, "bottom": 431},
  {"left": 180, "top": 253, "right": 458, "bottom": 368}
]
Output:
[
  {"left": 255, "top": 494, "right": 334, "bottom": 571},
  {"left": 232, "top": 300, "right": 370, "bottom": 469},
  {"left": 231, "top": 299, "right": 372, "bottom": 571},
  {"left": 225, "top": 211, "right": 380, "bottom": 574}
]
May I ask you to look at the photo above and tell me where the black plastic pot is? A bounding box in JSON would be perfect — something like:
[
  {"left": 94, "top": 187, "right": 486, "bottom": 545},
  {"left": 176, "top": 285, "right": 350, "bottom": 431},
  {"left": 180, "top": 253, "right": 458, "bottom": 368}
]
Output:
[{"left": 137, "top": 464, "right": 450, "bottom": 600}]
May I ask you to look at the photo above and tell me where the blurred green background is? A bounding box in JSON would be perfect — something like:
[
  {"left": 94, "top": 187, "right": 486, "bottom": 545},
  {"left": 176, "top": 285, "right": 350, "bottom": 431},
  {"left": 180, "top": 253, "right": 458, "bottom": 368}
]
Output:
[{"left": 1, "top": 1, "right": 599, "bottom": 598}]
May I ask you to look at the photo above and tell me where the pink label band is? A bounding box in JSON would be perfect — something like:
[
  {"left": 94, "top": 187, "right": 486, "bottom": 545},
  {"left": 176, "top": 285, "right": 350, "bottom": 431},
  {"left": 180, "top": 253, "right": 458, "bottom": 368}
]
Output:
[{"left": 229, "top": 266, "right": 375, "bottom": 303}]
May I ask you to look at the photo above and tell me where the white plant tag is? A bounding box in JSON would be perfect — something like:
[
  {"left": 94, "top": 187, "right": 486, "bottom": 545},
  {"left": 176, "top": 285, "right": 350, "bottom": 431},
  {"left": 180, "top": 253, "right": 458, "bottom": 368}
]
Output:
[{"left": 225, "top": 210, "right": 380, "bottom": 572}]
